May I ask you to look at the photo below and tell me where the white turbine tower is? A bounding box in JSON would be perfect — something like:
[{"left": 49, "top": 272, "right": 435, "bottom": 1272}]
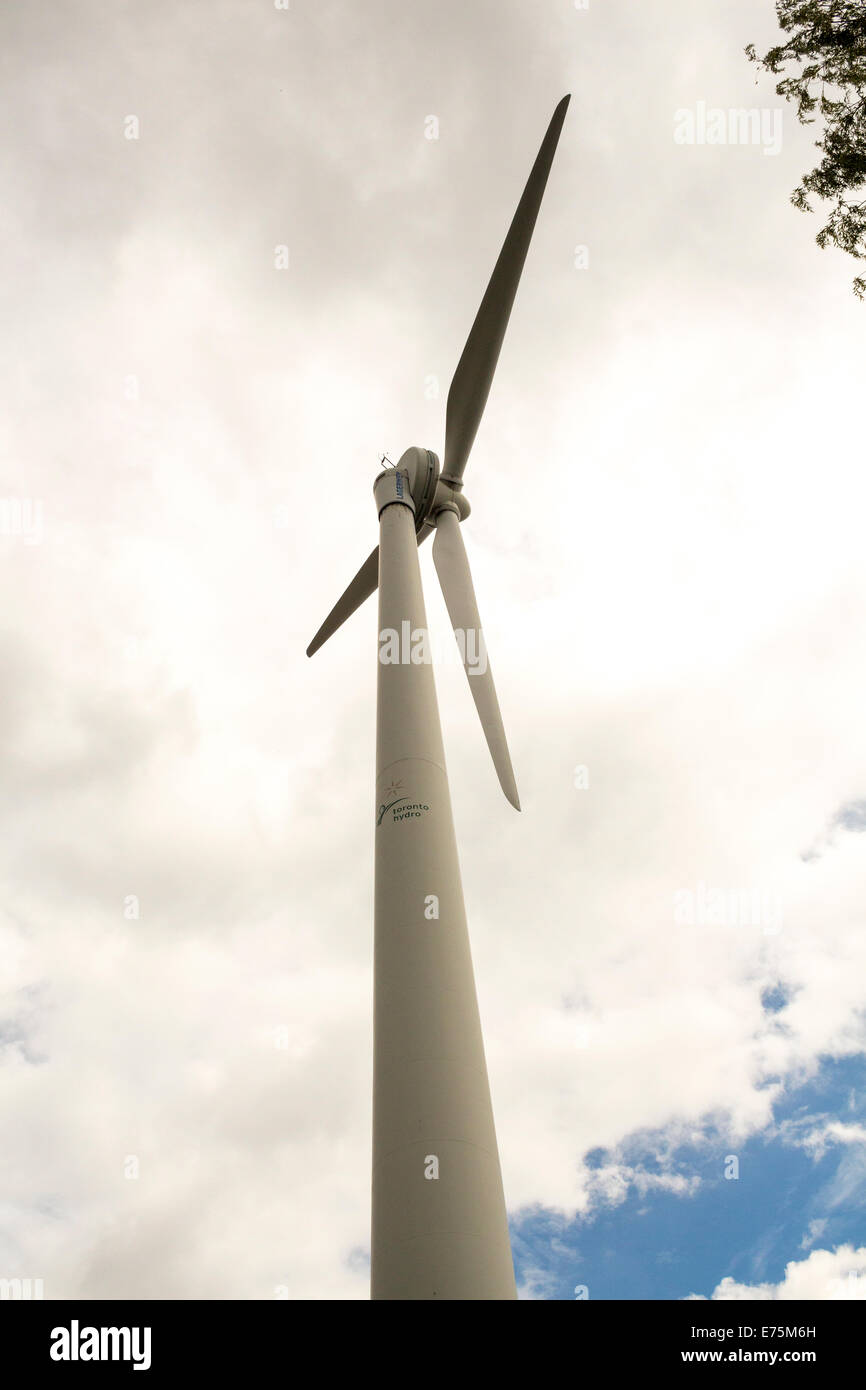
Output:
[{"left": 307, "top": 96, "right": 570, "bottom": 1300}]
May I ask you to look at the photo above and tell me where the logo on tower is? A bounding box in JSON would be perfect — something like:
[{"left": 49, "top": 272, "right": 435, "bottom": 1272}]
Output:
[{"left": 376, "top": 779, "right": 430, "bottom": 827}]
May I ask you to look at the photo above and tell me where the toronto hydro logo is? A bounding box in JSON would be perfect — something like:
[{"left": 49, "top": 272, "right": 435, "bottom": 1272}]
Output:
[{"left": 376, "top": 779, "right": 430, "bottom": 827}]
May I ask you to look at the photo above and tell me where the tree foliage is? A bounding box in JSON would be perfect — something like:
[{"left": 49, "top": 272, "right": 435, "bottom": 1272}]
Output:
[{"left": 746, "top": 1, "right": 866, "bottom": 297}]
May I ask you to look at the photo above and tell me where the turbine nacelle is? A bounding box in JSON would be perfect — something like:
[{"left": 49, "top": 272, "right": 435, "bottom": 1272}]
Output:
[{"left": 381, "top": 448, "right": 471, "bottom": 529}]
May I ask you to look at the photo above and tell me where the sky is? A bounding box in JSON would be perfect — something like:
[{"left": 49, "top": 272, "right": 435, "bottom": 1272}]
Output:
[{"left": 1, "top": 0, "right": 865, "bottom": 1300}]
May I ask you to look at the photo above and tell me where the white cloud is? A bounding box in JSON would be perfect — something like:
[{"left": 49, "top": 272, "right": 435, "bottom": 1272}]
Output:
[
  {"left": 2, "top": 0, "right": 866, "bottom": 1298},
  {"left": 800, "top": 1218, "right": 827, "bottom": 1251},
  {"left": 579, "top": 1161, "right": 700, "bottom": 1211},
  {"left": 694, "top": 1246, "right": 866, "bottom": 1301},
  {"left": 801, "top": 1123, "right": 866, "bottom": 1160}
]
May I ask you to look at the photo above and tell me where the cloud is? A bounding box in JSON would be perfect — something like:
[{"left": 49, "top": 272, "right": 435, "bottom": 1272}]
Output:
[
  {"left": 801, "top": 1122, "right": 866, "bottom": 1161},
  {"left": 800, "top": 1218, "right": 827, "bottom": 1251},
  {"left": 800, "top": 797, "right": 866, "bottom": 862},
  {"left": 582, "top": 1161, "right": 701, "bottom": 1212},
  {"left": 2, "top": 0, "right": 866, "bottom": 1299},
  {"left": 693, "top": 1245, "right": 866, "bottom": 1300},
  {"left": 834, "top": 801, "right": 866, "bottom": 834}
]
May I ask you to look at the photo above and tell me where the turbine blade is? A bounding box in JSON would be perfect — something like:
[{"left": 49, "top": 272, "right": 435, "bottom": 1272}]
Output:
[
  {"left": 306, "top": 546, "right": 380, "bottom": 657},
  {"left": 432, "top": 508, "right": 520, "bottom": 810},
  {"left": 442, "top": 94, "right": 570, "bottom": 484},
  {"left": 306, "top": 524, "right": 434, "bottom": 656}
]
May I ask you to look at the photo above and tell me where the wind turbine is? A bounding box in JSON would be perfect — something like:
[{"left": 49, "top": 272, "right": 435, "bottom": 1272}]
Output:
[{"left": 307, "top": 95, "right": 570, "bottom": 1300}]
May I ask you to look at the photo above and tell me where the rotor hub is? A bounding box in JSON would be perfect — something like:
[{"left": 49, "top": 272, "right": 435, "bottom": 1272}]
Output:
[{"left": 402, "top": 447, "right": 472, "bottom": 522}]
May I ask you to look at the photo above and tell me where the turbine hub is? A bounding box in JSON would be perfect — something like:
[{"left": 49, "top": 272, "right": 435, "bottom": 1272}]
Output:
[
  {"left": 432, "top": 481, "right": 471, "bottom": 522},
  {"left": 393, "top": 447, "right": 440, "bottom": 533}
]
